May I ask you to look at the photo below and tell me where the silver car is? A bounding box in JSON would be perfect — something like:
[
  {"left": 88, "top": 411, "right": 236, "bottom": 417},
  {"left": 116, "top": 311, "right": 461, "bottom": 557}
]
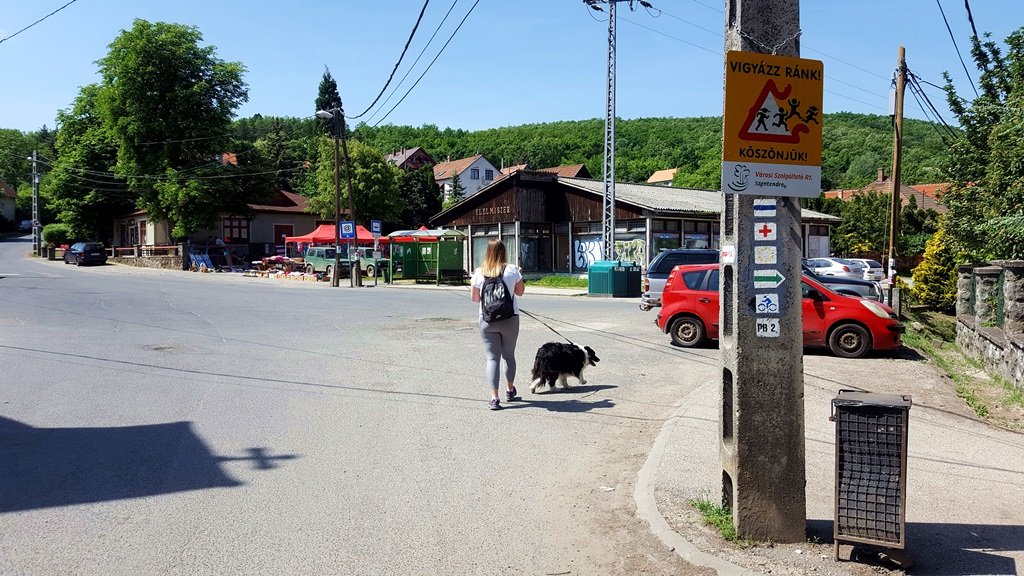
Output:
[{"left": 803, "top": 257, "right": 866, "bottom": 280}]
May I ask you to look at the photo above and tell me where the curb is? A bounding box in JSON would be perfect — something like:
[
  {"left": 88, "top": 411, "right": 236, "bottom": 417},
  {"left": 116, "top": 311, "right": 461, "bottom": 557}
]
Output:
[{"left": 634, "top": 385, "right": 755, "bottom": 576}]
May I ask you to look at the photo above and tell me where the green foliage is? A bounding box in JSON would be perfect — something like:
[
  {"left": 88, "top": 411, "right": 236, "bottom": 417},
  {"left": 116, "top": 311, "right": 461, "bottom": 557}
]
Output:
[
  {"left": 315, "top": 70, "right": 342, "bottom": 134},
  {"left": 96, "top": 19, "right": 256, "bottom": 238},
  {"left": 396, "top": 165, "right": 440, "bottom": 228},
  {"left": 442, "top": 170, "right": 465, "bottom": 210},
  {"left": 311, "top": 138, "right": 401, "bottom": 224},
  {"left": 942, "top": 26, "right": 1024, "bottom": 259},
  {"left": 41, "top": 223, "right": 73, "bottom": 246},
  {"left": 524, "top": 275, "right": 588, "bottom": 288},
  {"left": 911, "top": 217, "right": 961, "bottom": 312}
]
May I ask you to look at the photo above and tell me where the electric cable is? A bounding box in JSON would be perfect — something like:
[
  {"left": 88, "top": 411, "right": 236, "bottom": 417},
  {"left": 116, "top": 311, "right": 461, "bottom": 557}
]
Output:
[
  {"left": 935, "top": 0, "right": 979, "bottom": 97},
  {"left": 366, "top": 0, "right": 462, "bottom": 125},
  {"left": 371, "top": 0, "right": 481, "bottom": 127},
  {"left": 0, "top": 0, "right": 79, "bottom": 46},
  {"left": 347, "top": 0, "right": 431, "bottom": 119}
]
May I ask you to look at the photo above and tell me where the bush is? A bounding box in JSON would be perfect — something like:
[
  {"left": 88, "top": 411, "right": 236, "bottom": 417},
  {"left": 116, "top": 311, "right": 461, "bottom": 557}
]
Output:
[
  {"left": 41, "top": 223, "right": 73, "bottom": 246},
  {"left": 910, "top": 218, "right": 960, "bottom": 313}
]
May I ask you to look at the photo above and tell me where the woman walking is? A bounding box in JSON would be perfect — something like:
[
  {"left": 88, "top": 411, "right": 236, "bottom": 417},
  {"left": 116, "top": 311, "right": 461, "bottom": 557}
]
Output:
[{"left": 470, "top": 239, "right": 526, "bottom": 410}]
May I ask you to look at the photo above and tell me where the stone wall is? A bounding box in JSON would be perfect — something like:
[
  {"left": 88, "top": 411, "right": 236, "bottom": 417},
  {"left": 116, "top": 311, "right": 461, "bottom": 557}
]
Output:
[
  {"left": 111, "top": 255, "right": 184, "bottom": 270},
  {"left": 956, "top": 261, "right": 1024, "bottom": 389}
]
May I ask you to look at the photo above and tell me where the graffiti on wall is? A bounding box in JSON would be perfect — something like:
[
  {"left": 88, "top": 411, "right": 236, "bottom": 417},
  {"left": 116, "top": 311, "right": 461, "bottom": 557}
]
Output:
[
  {"left": 614, "top": 239, "right": 646, "bottom": 264},
  {"left": 574, "top": 237, "right": 602, "bottom": 270}
]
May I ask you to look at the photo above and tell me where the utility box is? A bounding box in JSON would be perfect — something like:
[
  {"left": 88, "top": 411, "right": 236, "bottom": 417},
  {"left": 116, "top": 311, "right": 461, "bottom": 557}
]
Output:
[
  {"left": 831, "top": 390, "right": 912, "bottom": 563},
  {"left": 588, "top": 260, "right": 616, "bottom": 296}
]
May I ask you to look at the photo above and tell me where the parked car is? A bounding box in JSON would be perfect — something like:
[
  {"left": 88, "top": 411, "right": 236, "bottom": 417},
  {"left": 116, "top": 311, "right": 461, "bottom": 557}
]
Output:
[
  {"left": 849, "top": 258, "right": 884, "bottom": 281},
  {"left": 18, "top": 220, "right": 33, "bottom": 232},
  {"left": 802, "top": 264, "right": 883, "bottom": 302},
  {"left": 639, "top": 248, "right": 719, "bottom": 311},
  {"left": 348, "top": 246, "right": 390, "bottom": 278},
  {"left": 803, "top": 257, "right": 866, "bottom": 280},
  {"left": 62, "top": 242, "right": 108, "bottom": 266},
  {"left": 302, "top": 246, "right": 350, "bottom": 278},
  {"left": 654, "top": 264, "right": 903, "bottom": 358}
]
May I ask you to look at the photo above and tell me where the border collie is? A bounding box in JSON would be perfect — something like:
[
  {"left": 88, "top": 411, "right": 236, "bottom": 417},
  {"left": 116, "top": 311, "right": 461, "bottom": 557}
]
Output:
[{"left": 529, "top": 342, "right": 600, "bottom": 393}]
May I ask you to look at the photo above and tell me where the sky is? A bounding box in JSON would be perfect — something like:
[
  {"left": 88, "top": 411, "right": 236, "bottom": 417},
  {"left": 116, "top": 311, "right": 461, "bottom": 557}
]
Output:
[{"left": 1, "top": 0, "right": 1022, "bottom": 134}]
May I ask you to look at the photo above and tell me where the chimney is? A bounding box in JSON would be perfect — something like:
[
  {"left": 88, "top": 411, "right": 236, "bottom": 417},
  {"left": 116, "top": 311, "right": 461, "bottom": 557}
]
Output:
[{"left": 877, "top": 168, "right": 885, "bottom": 182}]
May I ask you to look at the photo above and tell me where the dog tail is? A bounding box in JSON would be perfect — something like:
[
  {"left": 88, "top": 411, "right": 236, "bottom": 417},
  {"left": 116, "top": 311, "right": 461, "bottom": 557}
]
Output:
[{"left": 530, "top": 354, "right": 543, "bottom": 381}]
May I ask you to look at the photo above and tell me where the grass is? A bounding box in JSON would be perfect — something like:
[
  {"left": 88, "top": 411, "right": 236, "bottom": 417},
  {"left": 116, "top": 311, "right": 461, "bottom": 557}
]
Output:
[
  {"left": 688, "top": 491, "right": 754, "bottom": 546},
  {"left": 902, "top": 311, "right": 991, "bottom": 418},
  {"left": 524, "top": 275, "right": 588, "bottom": 289}
]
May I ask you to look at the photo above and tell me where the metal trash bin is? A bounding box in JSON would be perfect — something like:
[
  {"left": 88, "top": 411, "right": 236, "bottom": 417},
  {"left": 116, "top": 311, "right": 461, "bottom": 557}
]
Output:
[
  {"left": 830, "top": 390, "right": 912, "bottom": 563},
  {"left": 588, "top": 260, "right": 616, "bottom": 296}
]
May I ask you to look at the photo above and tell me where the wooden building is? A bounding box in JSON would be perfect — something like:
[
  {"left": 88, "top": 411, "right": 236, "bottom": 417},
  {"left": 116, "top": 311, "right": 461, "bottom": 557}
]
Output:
[{"left": 430, "top": 170, "right": 840, "bottom": 273}]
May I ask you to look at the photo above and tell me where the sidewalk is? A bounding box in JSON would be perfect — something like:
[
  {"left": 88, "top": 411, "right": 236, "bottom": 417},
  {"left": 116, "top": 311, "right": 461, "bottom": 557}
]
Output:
[
  {"left": 386, "top": 281, "right": 588, "bottom": 298},
  {"left": 639, "top": 352, "right": 1024, "bottom": 575}
]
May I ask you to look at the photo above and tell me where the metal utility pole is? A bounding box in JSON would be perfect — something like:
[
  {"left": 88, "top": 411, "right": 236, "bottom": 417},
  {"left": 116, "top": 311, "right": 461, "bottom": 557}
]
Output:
[
  {"left": 887, "top": 46, "right": 906, "bottom": 287},
  {"left": 338, "top": 99, "right": 362, "bottom": 288},
  {"left": 720, "top": 0, "right": 808, "bottom": 542},
  {"left": 31, "top": 150, "right": 39, "bottom": 256},
  {"left": 332, "top": 120, "right": 342, "bottom": 288}
]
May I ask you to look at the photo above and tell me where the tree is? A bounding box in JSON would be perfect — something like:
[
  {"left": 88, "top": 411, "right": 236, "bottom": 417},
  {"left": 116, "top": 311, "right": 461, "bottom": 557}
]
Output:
[
  {"left": 941, "top": 26, "right": 1024, "bottom": 259},
  {"left": 442, "top": 170, "right": 465, "bottom": 210},
  {"left": 310, "top": 138, "right": 401, "bottom": 224},
  {"left": 911, "top": 217, "right": 960, "bottom": 312},
  {"left": 396, "top": 165, "right": 440, "bottom": 228},
  {"left": 96, "top": 19, "right": 260, "bottom": 238},
  {"left": 315, "top": 69, "right": 342, "bottom": 134}
]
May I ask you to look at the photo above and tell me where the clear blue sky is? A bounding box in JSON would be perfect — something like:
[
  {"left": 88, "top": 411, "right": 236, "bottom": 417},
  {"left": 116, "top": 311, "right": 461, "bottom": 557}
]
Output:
[{"left": 1, "top": 0, "right": 1021, "bottom": 133}]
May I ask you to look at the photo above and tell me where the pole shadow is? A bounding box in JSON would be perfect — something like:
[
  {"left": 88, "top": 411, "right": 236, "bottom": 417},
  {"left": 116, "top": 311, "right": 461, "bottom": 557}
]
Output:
[
  {"left": 807, "top": 519, "right": 1023, "bottom": 575},
  {"left": 0, "top": 416, "right": 297, "bottom": 513}
]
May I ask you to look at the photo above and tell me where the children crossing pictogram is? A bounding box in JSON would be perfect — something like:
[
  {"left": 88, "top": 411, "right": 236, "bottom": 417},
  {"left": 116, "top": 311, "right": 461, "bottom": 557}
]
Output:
[{"left": 739, "top": 80, "right": 812, "bottom": 144}]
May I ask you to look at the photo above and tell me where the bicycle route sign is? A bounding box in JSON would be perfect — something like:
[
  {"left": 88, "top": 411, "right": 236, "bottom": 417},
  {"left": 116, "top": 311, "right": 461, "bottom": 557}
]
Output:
[{"left": 722, "top": 51, "right": 823, "bottom": 198}]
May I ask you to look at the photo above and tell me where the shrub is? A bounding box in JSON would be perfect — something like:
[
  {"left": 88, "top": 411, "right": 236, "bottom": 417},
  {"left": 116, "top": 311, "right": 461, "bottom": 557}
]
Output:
[
  {"left": 910, "top": 218, "right": 960, "bottom": 312},
  {"left": 41, "top": 223, "right": 73, "bottom": 246}
]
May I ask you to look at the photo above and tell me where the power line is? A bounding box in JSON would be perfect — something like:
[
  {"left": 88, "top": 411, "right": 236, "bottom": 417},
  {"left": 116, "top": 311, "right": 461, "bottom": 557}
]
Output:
[
  {"left": 366, "top": 0, "right": 462, "bottom": 124},
  {"left": 935, "top": 0, "right": 979, "bottom": 97},
  {"left": 347, "top": 0, "right": 431, "bottom": 120},
  {"left": 371, "top": 0, "right": 481, "bottom": 127},
  {"left": 0, "top": 0, "right": 80, "bottom": 46},
  {"left": 617, "top": 15, "right": 719, "bottom": 56}
]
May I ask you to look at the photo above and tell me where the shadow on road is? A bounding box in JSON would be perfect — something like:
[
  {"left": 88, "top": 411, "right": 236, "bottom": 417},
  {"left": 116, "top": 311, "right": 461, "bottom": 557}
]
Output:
[
  {"left": 0, "top": 416, "right": 297, "bottom": 513},
  {"left": 807, "top": 519, "right": 1023, "bottom": 575},
  {"left": 504, "top": 384, "right": 618, "bottom": 413}
]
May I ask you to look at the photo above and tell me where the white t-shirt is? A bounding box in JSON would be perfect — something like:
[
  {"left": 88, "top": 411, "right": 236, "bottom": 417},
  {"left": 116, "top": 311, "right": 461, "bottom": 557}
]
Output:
[{"left": 470, "top": 264, "right": 523, "bottom": 320}]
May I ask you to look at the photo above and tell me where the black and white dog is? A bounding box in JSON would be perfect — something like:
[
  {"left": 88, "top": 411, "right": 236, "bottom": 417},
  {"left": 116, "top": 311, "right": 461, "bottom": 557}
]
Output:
[{"left": 529, "top": 342, "right": 600, "bottom": 393}]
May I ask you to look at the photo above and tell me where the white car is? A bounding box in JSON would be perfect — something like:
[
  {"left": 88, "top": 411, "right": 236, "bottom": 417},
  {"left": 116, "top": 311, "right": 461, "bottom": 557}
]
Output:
[
  {"left": 803, "top": 257, "right": 867, "bottom": 280},
  {"left": 849, "top": 258, "right": 884, "bottom": 281}
]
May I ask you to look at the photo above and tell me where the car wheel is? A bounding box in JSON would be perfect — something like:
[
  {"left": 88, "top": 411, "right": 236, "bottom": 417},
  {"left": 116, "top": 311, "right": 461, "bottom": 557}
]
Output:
[
  {"left": 669, "top": 316, "right": 705, "bottom": 347},
  {"left": 828, "top": 324, "right": 871, "bottom": 358},
  {"left": 75, "top": 255, "right": 82, "bottom": 266},
  {"left": 365, "top": 265, "right": 375, "bottom": 278},
  {"left": 306, "top": 264, "right": 314, "bottom": 275},
  {"left": 325, "top": 265, "right": 331, "bottom": 279},
  {"left": 63, "top": 255, "right": 70, "bottom": 264}
]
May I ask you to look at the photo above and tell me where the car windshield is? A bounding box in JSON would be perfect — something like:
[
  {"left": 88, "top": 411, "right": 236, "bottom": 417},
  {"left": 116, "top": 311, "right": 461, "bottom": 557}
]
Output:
[
  {"left": 835, "top": 258, "right": 861, "bottom": 266},
  {"left": 83, "top": 243, "right": 104, "bottom": 250},
  {"left": 863, "top": 260, "right": 882, "bottom": 268}
]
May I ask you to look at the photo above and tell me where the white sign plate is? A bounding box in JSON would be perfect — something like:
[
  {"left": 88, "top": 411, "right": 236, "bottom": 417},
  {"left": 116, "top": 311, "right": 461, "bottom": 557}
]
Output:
[
  {"left": 756, "top": 293, "right": 780, "bottom": 314},
  {"left": 756, "top": 318, "right": 781, "bottom": 337},
  {"left": 753, "top": 198, "right": 777, "bottom": 217},
  {"left": 754, "top": 221, "right": 777, "bottom": 241},
  {"left": 721, "top": 245, "right": 736, "bottom": 264},
  {"left": 754, "top": 245, "right": 777, "bottom": 264}
]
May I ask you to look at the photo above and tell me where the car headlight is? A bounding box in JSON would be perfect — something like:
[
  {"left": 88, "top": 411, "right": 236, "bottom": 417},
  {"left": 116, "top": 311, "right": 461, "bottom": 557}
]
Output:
[{"left": 860, "top": 299, "right": 891, "bottom": 318}]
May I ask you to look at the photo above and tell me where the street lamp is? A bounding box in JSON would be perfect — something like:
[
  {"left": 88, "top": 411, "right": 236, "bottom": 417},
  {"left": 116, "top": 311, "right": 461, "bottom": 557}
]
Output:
[{"left": 316, "top": 107, "right": 363, "bottom": 287}]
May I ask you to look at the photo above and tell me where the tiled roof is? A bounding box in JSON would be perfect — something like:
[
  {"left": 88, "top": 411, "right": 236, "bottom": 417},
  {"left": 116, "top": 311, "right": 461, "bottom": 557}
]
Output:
[
  {"left": 433, "top": 155, "right": 481, "bottom": 180},
  {"left": 909, "top": 183, "right": 949, "bottom": 199},
  {"left": 538, "top": 164, "right": 591, "bottom": 178},
  {"left": 501, "top": 164, "right": 528, "bottom": 175},
  {"left": 824, "top": 175, "right": 947, "bottom": 213},
  {"left": 647, "top": 168, "right": 677, "bottom": 184},
  {"left": 560, "top": 177, "right": 840, "bottom": 222},
  {"left": 385, "top": 146, "right": 434, "bottom": 168},
  {"left": 249, "top": 190, "right": 310, "bottom": 213},
  {"left": 0, "top": 180, "right": 15, "bottom": 199}
]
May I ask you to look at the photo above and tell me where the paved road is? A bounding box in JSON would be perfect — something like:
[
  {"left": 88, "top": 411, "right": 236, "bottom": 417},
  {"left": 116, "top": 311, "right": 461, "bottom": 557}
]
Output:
[{"left": 0, "top": 236, "right": 709, "bottom": 575}]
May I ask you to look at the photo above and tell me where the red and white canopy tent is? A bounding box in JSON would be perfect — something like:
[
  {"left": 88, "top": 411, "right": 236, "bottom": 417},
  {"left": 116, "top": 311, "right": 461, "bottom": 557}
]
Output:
[{"left": 284, "top": 224, "right": 390, "bottom": 246}]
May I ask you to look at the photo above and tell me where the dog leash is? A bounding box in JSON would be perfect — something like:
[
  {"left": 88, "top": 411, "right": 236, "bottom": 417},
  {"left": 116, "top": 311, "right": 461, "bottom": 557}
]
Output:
[{"left": 519, "top": 308, "right": 575, "bottom": 345}]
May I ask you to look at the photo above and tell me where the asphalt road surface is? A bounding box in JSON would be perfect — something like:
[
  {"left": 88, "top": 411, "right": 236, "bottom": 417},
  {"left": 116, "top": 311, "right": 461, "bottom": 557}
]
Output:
[{"left": 0, "top": 236, "right": 711, "bottom": 575}]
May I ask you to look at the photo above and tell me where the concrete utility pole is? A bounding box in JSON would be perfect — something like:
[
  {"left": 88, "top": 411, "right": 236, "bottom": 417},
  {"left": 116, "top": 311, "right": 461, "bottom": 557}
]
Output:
[
  {"left": 31, "top": 150, "right": 39, "bottom": 256},
  {"left": 720, "top": 0, "right": 806, "bottom": 542},
  {"left": 888, "top": 46, "right": 906, "bottom": 287}
]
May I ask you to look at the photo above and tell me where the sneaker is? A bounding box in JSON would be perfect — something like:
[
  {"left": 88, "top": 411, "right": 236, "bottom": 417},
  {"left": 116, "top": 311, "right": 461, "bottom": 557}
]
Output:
[
  {"left": 489, "top": 398, "right": 501, "bottom": 410},
  {"left": 505, "top": 386, "right": 517, "bottom": 402}
]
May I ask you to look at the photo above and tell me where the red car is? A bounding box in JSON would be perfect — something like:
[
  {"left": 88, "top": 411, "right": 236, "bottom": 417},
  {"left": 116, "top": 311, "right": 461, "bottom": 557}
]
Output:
[{"left": 655, "top": 264, "right": 904, "bottom": 358}]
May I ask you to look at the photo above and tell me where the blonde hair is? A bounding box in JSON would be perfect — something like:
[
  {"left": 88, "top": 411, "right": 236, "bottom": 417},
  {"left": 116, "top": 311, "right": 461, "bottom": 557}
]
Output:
[{"left": 479, "top": 239, "right": 508, "bottom": 277}]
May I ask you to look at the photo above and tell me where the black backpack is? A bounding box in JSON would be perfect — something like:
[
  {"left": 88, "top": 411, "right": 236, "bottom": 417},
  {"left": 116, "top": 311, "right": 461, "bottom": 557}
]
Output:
[{"left": 480, "top": 270, "right": 515, "bottom": 322}]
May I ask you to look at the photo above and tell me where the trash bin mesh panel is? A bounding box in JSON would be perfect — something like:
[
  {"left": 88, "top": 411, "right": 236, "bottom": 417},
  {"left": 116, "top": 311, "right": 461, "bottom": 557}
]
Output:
[{"left": 835, "top": 407, "right": 906, "bottom": 545}]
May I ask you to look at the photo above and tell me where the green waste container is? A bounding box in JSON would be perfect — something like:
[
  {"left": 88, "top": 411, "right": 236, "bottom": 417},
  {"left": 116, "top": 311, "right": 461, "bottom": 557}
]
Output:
[{"left": 588, "top": 260, "right": 616, "bottom": 296}]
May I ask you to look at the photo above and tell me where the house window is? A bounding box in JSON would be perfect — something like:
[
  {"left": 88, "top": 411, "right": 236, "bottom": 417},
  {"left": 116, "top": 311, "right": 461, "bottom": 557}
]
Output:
[
  {"left": 223, "top": 218, "right": 249, "bottom": 242},
  {"left": 484, "top": 169, "right": 493, "bottom": 181},
  {"left": 470, "top": 168, "right": 480, "bottom": 180}
]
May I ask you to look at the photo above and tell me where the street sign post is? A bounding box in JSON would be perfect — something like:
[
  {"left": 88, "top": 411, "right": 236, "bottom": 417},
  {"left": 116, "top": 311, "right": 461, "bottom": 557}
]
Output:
[
  {"left": 370, "top": 220, "right": 381, "bottom": 286},
  {"left": 722, "top": 51, "right": 823, "bottom": 198}
]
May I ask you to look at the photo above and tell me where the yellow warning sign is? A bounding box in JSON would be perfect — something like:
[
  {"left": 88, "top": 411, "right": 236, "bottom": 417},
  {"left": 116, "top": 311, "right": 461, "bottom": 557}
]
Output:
[{"left": 722, "top": 51, "right": 823, "bottom": 197}]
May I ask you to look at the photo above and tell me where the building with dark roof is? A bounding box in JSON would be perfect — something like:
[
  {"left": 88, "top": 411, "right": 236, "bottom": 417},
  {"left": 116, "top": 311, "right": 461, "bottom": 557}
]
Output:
[
  {"left": 431, "top": 170, "right": 839, "bottom": 273},
  {"left": 385, "top": 147, "right": 435, "bottom": 171},
  {"left": 824, "top": 169, "right": 947, "bottom": 213}
]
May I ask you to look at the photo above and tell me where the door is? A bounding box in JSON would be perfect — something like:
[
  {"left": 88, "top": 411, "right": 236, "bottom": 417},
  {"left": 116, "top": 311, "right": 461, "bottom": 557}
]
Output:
[
  {"left": 697, "top": 269, "right": 721, "bottom": 338},
  {"left": 273, "top": 225, "right": 293, "bottom": 251},
  {"left": 801, "top": 279, "right": 829, "bottom": 346}
]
